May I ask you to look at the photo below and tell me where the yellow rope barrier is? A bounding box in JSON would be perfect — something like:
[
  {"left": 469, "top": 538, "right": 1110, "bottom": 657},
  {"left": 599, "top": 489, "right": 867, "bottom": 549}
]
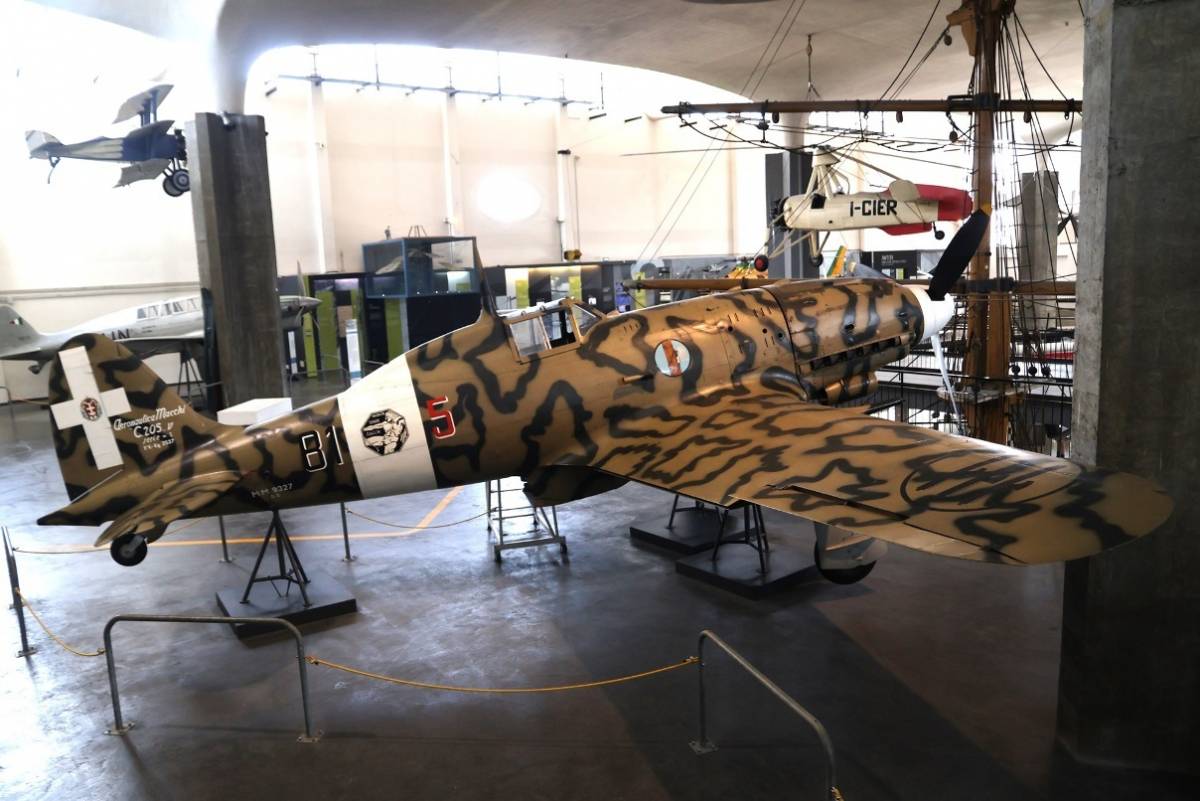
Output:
[
  {"left": 345, "top": 509, "right": 489, "bottom": 530},
  {"left": 305, "top": 654, "right": 700, "bottom": 694},
  {"left": 13, "top": 588, "right": 104, "bottom": 657}
]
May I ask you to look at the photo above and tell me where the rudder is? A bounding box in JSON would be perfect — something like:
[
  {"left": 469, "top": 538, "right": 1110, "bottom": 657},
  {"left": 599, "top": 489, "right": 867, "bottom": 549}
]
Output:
[
  {"left": 0, "top": 304, "right": 42, "bottom": 359},
  {"left": 45, "top": 334, "right": 232, "bottom": 500}
]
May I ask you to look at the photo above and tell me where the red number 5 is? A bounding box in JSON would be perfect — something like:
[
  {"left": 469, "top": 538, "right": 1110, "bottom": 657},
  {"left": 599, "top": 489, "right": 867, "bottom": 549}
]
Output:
[{"left": 426, "top": 396, "right": 456, "bottom": 440}]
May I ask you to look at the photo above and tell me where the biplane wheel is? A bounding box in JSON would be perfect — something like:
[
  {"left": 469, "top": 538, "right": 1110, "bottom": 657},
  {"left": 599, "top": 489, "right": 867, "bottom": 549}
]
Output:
[
  {"left": 111, "top": 533, "right": 148, "bottom": 567},
  {"left": 164, "top": 168, "right": 190, "bottom": 196},
  {"left": 934, "top": 228, "right": 946, "bottom": 240},
  {"left": 812, "top": 254, "right": 824, "bottom": 267},
  {"left": 813, "top": 543, "right": 875, "bottom": 585}
]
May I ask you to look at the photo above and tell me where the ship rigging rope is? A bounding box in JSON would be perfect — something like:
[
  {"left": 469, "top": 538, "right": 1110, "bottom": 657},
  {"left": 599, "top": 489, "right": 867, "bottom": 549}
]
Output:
[
  {"left": 12, "top": 587, "right": 104, "bottom": 657},
  {"left": 304, "top": 654, "right": 700, "bottom": 694}
]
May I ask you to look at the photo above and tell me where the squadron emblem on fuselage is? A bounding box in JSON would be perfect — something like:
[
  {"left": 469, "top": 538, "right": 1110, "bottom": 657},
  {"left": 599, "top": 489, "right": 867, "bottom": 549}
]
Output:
[{"left": 362, "top": 409, "right": 408, "bottom": 456}]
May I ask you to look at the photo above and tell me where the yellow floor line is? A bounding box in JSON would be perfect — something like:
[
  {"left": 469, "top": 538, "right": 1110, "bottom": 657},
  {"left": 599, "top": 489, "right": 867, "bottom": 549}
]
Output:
[
  {"left": 18, "top": 486, "right": 470, "bottom": 554},
  {"left": 414, "top": 485, "right": 463, "bottom": 528}
]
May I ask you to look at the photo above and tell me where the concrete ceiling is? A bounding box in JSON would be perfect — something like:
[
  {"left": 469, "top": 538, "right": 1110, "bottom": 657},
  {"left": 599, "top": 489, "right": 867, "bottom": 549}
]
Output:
[{"left": 32, "top": 0, "right": 1084, "bottom": 111}]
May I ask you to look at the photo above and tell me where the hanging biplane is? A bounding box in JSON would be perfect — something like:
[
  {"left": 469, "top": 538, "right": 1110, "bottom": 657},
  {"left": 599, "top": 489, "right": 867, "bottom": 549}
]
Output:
[
  {"left": 25, "top": 84, "right": 190, "bottom": 196},
  {"left": 777, "top": 148, "right": 973, "bottom": 265},
  {"left": 36, "top": 214, "right": 1171, "bottom": 583}
]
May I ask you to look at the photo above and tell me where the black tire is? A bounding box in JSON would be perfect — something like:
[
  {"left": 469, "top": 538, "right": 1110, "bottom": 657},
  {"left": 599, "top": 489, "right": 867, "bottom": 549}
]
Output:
[
  {"left": 162, "top": 175, "right": 183, "bottom": 197},
  {"left": 111, "top": 533, "right": 148, "bottom": 567},
  {"left": 934, "top": 228, "right": 946, "bottom": 240},
  {"left": 814, "top": 543, "right": 875, "bottom": 585},
  {"left": 169, "top": 168, "right": 190, "bottom": 194}
]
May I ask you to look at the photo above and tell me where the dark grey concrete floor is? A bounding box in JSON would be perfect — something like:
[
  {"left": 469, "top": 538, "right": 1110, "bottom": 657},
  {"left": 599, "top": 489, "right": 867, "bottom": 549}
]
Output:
[{"left": 1, "top": 395, "right": 1196, "bottom": 801}]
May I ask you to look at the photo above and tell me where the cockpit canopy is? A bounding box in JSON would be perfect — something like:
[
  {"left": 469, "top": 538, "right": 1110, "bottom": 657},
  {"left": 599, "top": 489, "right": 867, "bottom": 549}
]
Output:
[{"left": 502, "top": 298, "right": 602, "bottom": 359}]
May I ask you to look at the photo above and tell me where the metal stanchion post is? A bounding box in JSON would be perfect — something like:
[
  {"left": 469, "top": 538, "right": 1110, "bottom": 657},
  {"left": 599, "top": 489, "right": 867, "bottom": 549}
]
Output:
[
  {"left": 340, "top": 503, "right": 354, "bottom": 562},
  {"left": 218, "top": 516, "right": 232, "bottom": 562},
  {"left": 3, "top": 528, "right": 36, "bottom": 658}
]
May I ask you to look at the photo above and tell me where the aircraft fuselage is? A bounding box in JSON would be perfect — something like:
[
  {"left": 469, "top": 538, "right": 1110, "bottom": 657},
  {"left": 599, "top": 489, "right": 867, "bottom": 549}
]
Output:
[{"left": 45, "top": 278, "right": 930, "bottom": 534}]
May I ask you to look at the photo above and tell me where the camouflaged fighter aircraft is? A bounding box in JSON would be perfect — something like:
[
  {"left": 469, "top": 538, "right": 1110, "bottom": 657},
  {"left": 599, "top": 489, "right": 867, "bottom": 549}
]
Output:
[{"left": 36, "top": 212, "right": 1171, "bottom": 581}]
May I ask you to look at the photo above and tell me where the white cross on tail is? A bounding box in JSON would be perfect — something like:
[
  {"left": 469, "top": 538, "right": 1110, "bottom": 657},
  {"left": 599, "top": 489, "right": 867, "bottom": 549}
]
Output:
[{"left": 49, "top": 346, "right": 131, "bottom": 470}]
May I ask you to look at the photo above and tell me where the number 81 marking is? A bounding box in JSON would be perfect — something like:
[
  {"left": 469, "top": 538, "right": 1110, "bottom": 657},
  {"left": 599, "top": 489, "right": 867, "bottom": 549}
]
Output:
[{"left": 300, "top": 426, "right": 346, "bottom": 472}]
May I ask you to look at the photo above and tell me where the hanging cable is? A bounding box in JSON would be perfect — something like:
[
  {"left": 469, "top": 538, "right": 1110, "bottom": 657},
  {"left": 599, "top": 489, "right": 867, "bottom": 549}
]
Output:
[{"left": 878, "top": 0, "right": 943, "bottom": 100}]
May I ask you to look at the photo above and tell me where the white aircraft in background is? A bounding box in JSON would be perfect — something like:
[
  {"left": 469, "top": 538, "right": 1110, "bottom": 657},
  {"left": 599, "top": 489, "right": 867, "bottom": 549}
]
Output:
[
  {"left": 0, "top": 294, "right": 320, "bottom": 373},
  {"left": 777, "top": 148, "right": 974, "bottom": 265}
]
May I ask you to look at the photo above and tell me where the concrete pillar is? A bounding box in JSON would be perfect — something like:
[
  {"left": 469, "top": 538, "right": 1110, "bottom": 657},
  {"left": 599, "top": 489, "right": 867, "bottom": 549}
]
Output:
[
  {"left": 441, "top": 93, "right": 465, "bottom": 235},
  {"left": 1016, "top": 170, "right": 1059, "bottom": 331},
  {"left": 1058, "top": 0, "right": 1200, "bottom": 773},
  {"left": 188, "top": 113, "right": 287, "bottom": 408},
  {"left": 764, "top": 149, "right": 816, "bottom": 280},
  {"left": 306, "top": 79, "right": 338, "bottom": 274}
]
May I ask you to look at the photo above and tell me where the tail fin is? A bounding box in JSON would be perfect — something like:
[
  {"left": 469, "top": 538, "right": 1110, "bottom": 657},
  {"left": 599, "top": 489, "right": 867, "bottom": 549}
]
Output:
[
  {"left": 25, "top": 130, "right": 61, "bottom": 158},
  {"left": 45, "top": 334, "right": 232, "bottom": 501},
  {"left": 0, "top": 304, "right": 43, "bottom": 359}
]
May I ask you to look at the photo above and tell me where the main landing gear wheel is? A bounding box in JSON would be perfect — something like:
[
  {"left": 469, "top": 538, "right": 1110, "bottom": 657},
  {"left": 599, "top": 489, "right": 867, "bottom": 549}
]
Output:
[
  {"left": 110, "top": 533, "right": 148, "bottom": 567},
  {"left": 934, "top": 227, "right": 946, "bottom": 240},
  {"left": 813, "top": 543, "right": 875, "bottom": 585},
  {"left": 162, "top": 168, "right": 190, "bottom": 197}
]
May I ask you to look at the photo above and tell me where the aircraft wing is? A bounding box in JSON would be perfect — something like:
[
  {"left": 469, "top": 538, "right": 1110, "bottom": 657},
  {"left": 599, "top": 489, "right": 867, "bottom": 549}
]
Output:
[
  {"left": 114, "top": 83, "right": 173, "bottom": 123},
  {"left": 116, "top": 158, "right": 170, "bottom": 187},
  {"left": 92, "top": 471, "right": 239, "bottom": 546},
  {"left": 584, "top": 392, "right": 1171, "bottom": 565}
]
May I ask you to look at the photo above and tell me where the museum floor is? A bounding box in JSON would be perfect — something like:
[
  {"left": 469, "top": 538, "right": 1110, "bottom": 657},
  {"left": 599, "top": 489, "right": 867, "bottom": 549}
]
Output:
[{"left": 0, "top": 396, "right": 1195, "bottom": 801}]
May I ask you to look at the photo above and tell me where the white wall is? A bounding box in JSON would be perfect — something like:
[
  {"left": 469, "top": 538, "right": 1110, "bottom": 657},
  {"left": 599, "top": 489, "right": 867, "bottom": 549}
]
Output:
[{"left": 244, "top": 48, "right": 767, "bottom": 274}]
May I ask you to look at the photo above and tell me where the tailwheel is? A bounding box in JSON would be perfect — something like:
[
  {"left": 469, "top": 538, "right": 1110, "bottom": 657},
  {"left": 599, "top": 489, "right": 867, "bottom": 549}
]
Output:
[
  {"left": 110, "top": 533, "right": 148, "bottom": 567},
  {"left": 814, "top": 542, "right": 875, "bottom": 585}
]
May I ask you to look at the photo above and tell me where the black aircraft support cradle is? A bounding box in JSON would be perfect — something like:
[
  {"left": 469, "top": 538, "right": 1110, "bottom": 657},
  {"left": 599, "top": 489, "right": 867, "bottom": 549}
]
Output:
[
  {"left": 709, "top": 502, "right": 770, "bottom": 572},
  {"left": 215, "top": 510, "right": 357, "bottom": 639},
  {"left": 630, "top": 494, "right": 759, "bottom": 555},
  {"left": 241, "top": 510, "right": 310, "bottom": 608}
]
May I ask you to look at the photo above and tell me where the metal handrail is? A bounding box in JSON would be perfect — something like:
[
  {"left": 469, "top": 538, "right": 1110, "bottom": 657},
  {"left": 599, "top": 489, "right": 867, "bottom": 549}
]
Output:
[
  {"left": 693, "top": 629, "right": 840, "bottom": 800},
  {"left": 103, "top": 614, "right": 318, "bottom": 742}
]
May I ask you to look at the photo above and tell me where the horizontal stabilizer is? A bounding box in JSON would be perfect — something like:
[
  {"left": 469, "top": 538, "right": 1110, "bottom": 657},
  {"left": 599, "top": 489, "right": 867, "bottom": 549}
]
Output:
[
  {"left": 25, "top": 130, "right": 60, "bottom": 157},
  {"left": 93, "top": 471, "right": 240, "bottom": 546}
]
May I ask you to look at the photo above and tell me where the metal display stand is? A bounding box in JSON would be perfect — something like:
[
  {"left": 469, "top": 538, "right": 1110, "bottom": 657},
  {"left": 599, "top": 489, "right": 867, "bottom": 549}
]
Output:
[
  {"left": 709, "top": 503, "right": 770, "bottom": 571},
  {"left": 3, "top": 527, "right": 36, "bottom": 657},
  {"left": 630, "top": 493, "right": 757, "bottom": 555},
  {"left": 214, "top": 511, "right": 357, "bottom": 638},
  {"left": 241, "top": 510, "right": 310, "bottom": 608},
  {"left": 486, "top": 477, "right": 566, "bottom": 562},
  {"left": 217, "top": 515, "right": 233, "bottom": 562},
  {"left": 174, "top": 345, "right": 205, "bottom": 404},
  {"left": 103, "top": 613, "right": 318, "bottom": 742},
  {"left": 672, "top": 500, "right": 811, "bottom": 600}
]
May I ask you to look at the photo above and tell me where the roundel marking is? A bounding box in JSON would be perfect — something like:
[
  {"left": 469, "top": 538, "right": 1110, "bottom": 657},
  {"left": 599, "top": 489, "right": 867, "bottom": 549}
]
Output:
[
  {"left": 80, "top": 397, "right": 101, "bottom": 422},
  {"left": 653, "top": 339, "right": 691, "bottom": 378}
]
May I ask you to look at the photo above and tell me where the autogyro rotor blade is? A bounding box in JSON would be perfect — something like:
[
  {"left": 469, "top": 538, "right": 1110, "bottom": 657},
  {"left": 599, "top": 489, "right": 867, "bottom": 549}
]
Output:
[{"left": 927, "top": 209, "right": 989, "bottom": 301}]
